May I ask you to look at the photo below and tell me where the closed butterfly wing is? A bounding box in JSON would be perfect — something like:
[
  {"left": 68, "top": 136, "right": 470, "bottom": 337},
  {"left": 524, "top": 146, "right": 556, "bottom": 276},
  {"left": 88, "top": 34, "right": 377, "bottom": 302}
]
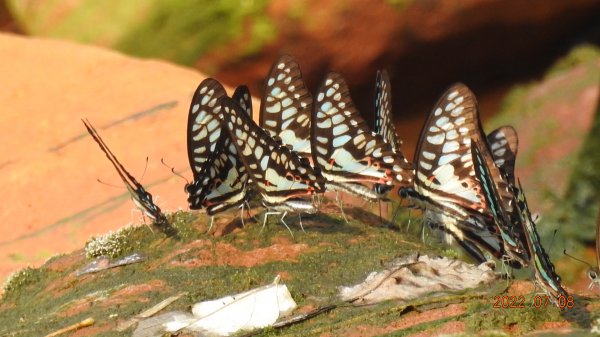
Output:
[
  {"left": 186, "top": 79, "right": 249, "bottom": 214},
  {"left": 487, "top": 125, "right": 518, "bottom": 185},
  {"left": 259, "top": 55, "right": 312, "bottom": 156},
  {"left": 472, "top": 139, "right": 528, "bottom": 267},
  {"left": 404, "top": 84, "right": 514, "bottom": 263},
  {"left": 311, "top": 72, "right": 413, "bottom": 196},
  {"left": 187, "top": 79, "right": 227, "bottom": 179},
  {"left": 82, "top": 119, "right": 175, "bottom": 236},
  {"left": 222, "top": 97, "right": 325, "bottom": 211},
  {"left": 515, "top": 180, "right": 568, "bottom": 306},
  {"left": 374, "top": 69, "right": 402, "bottom": 152}
]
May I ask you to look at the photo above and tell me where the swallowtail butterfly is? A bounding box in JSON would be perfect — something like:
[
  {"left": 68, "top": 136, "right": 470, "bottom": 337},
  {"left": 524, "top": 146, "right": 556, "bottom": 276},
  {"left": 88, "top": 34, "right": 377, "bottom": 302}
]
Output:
[
  {"left": 471, "top": 139, "right": 529, "bottom": 267},
  {"left": 82, "top": 119, "right": 176, "bottom": 236},
  {"left": 514, "top": 180, "right": 568, "bottom": 306},
  {"left": 221, "top": 96, "right": 326, "bottom": 232},
  {"left": 186, "top": 79, "right": 250, "bottom": 216},
  {"left": 401, "top": 83, "right": 526, "bottom": 264},
  {"left": 259, "top": 55, "right": 312, "bottom": 156},
  {"left": 311, "top": 72, "right": 413, "bottom": 202}
]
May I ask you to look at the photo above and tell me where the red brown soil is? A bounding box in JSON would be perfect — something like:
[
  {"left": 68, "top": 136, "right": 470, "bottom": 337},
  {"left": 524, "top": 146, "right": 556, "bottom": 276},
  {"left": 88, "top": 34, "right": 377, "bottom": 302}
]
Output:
[
  {"left": 101, "top": 279, "right": 166, "bottom": 307},
  {"left": 154, "top": 239, "right": 310, "bottom": 269},
  {"left": 340, "top": 304, "right": 466, "bottom": 337}
]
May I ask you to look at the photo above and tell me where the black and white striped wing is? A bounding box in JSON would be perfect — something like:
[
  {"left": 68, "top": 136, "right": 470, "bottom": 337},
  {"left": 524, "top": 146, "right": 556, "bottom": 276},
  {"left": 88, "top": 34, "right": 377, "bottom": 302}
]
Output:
[
  {"left": 259, "top": 55, "right": 312, "bottom": 156},
  {"left": 414, "top": 83, "right": 513, "bottom": 219},
  {"left": 186, "top": 79, "right": 227, "bottom": 178},
  {"left": 186, "top": 79, "right": 248, "bottom": 213},
  {"left": 374, "top": 69, "right": 401, "bottom": 152},
  {"left": 311, "top": 72, "right": 413, "bottom": 187},
  {"left": 233, "top": 85, "right": 253, "bottom": 117},
  {"left": 222, "top": 97, "right": 325, "bottom": 205},
  {"left": 487, "top": 125, "right": 518, "bottom": 185}
]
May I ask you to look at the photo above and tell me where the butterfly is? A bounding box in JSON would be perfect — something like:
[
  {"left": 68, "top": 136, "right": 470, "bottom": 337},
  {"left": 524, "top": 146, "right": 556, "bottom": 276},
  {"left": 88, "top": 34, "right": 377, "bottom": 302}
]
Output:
[
  {"left": 82, "top": 119, "right": 177, "bottom": 237},
  {"left": 471, "top": 139, "right": 529, "bottom": 267},
  {"left": 221, "top": 96, "right": 326, "bottom": 233},
  {"left": 514, "top": 180, "right": 569, "bottom": 306},
  {"left": 311, "top": 72, "right": 413, "bottom": 202},
  {"left": 185, "top": 79, "right": 252, "bottom": 220},
  {"left": 401, "top": 83, "right": 527, "bottom": 265},
  {"left": 259, "top": 55, "right": 312, "bottom": 156}
]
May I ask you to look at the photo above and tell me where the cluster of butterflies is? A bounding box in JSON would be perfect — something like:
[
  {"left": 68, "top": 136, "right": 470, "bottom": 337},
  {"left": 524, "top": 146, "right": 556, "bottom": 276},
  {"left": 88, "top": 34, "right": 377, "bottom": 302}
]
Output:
[{"left": 83, "top": 55, "right": 570, "bottom": 307}]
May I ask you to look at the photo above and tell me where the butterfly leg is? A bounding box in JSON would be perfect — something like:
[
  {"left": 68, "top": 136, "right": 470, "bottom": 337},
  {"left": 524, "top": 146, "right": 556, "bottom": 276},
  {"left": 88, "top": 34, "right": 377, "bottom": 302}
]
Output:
[
  {"left": 262, "top": 211, "right": 282, "bottom": 234},
  {"left": 207, "top": 216, "right": 215, "bottom": 234},
  {"left": 335, "top": 191, "right": 349, "bottom": 223},
  {"left": 240, "top": 205, "right": 246, "bottom": 228},
  {"left": 298, "top": 213, "right": 306, "bottom": 233},
  {"left": 279, "top": 211, "right": 294, "bottom": 238}
]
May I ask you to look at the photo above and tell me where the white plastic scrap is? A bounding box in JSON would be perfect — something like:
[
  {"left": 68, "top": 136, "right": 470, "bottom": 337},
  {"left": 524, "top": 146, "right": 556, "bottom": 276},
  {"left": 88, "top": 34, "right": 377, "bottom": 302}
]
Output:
[
  {"left": 339, "top": 254, "right": 498, "bottom": 305},
  {"left": 133, "top": 275, "right": 297, "bottom": 337}
]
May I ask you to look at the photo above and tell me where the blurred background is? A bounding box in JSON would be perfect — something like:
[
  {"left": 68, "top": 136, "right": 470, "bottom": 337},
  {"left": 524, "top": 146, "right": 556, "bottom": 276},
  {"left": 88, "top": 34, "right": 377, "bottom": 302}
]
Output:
[{"left": 0, "top": 0, "right": 599, "bottom": 289}]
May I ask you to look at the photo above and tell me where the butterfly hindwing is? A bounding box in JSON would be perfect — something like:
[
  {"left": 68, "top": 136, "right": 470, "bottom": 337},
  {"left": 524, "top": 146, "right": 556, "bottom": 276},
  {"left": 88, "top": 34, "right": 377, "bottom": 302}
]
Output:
[{"left": 259, "top": 55, "right": 312, "bottom": 156}]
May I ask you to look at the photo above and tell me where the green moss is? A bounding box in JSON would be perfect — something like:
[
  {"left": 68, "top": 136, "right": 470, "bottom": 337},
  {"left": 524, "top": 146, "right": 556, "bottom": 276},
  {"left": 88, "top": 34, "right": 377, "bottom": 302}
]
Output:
[
  {"left": 2, "top": 267, "right": 44, "bottom": 297},
  {"left": 464, "top": 295, "right": 563, "bottom": 334}
]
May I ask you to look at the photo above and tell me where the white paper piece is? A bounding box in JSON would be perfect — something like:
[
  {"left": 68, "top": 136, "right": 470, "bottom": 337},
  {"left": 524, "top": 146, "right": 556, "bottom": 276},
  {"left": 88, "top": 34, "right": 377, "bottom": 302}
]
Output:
[
  {"left": 164, "top": 275, "right": 297, "bottom": 336},
  {"left": 339, "top": 254, "right": 498, "bottom": 305}
]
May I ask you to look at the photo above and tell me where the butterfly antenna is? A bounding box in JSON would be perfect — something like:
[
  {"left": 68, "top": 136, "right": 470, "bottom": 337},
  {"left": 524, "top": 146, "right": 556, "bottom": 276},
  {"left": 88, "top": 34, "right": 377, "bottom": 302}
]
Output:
[
  {"left": 96, "top": 178, "right": 125, "bottom": 189},
  {"left": 563, "top": 249, "right": 594, "bottom": 268},
  {"left": 139, "top": 156, "right": 149, "bottom": 183},
  {"left": 160, "top": 158, "right": 189, "bottom": 185}
]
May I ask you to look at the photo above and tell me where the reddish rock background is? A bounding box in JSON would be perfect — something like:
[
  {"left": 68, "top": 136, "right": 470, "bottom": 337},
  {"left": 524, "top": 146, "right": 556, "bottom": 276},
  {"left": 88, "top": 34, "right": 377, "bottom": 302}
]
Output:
[{"left": 0, "top": 33, "right": 223, "bottom": 282}]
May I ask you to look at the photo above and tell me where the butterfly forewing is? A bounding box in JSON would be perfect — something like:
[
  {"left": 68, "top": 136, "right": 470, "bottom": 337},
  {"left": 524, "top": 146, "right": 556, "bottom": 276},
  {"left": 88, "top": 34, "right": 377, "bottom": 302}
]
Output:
[
  {"left": 259, "top": 55, "right": 312, "bottom": 156},
  {"left": 187, "top": 79, "right": 227, "bottom": 177},
  {"left": 487, "top": 125, "right": 518, "bottom": 185},
  {"left": 374, "top": 69, "right": 401, "bottom": 152},
  {"left": 311, "top": 72, "right": 413, "bottom": 188},
  {"left": 222, "top": 97, "right": 325, "bottom": 206}
]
